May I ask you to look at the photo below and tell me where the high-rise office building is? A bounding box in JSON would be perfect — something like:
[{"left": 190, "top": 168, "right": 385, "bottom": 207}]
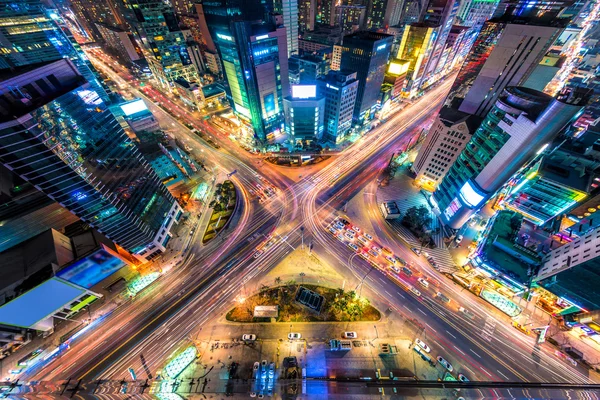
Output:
[
  {"left": 335, "top": 5, "right": 367, "bottom": 34},
  {"left": 280, "top": 0, "right": 299, "bottom": 57},
  {"left": 396, "top": 23, "right": 439, "bottom": 98},
  {"left": 446, "top": 21, "right": 566, "bottom": 117},
  {"left": 0, "top": 59, "right": 182, "bottom": 261},
  {"left": 446, "top": 0, "right": 579, "bottom": 116},
  {"left": 208, "top": 17, "right": 289, "bottom": 142},
  {"left": 412, "top": 106, "right": 481, "bottom": 191},
  {"left": 434, "top": 24, "right": 469, "bottom": 76},
  {"left": 339, "top": 31, "right": 393, "bottom": 122},
  {"left": 0, "top": 0, "right": 69, "bottom": 70},
  {"left": 289, "top": 53, "right": 330, "bottom": 84},
  {"left": 420, "top": 0, "right": 460, "bottom": 83},
  {"left": 122, "top": 0, "right": 198, "bottom": 89},
  {"left": 399, "top": 0, "right": 427, "bottom": 26},
  {"left": 317, "top": 70, "right": 359, "bottom": 143},
  {"left": 284, "top": 85, "right": 325, "bottom": 141},
  {"left": 433, "top": 87, "right": 587, "bottom": 229},
  {"left": 367, "top": 0, "right": 398, "bottom": 29},
  {"left": 95, "top": 23, "right": 141, "bottom": 63},
  {"left": 299, "top": 0, "right": 317, "bottom": 32}
]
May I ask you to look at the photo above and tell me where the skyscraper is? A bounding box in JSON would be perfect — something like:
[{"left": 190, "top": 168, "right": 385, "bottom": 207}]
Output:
[
  {"left": 339, "top": 31, "right": 393, "bottom": 122},
  {"left": 317, "top": 70, "right": 359, "bottom": 143},
  {"left": 122, "top": 0, "right": 198, "bottom": 89},
  {"left": 69, "top": 0, "right": 125, "bottom": 40},
  {"left": 0, "top": 59, "right": 182, "bottom": 262},
  {"left": 299, "top": 0, "right": 317, "bottom": 32},
  {"left": 396, "top": 23, "right": 439, "bottom": 98},
  {"left": 456, "top": 0, "right": 499, "bottom": 27},
  {"left": 280, "top": 0, "right": 299, "bottom": 57},
  {"left": 0, "top": 0, "right": 68, "bottom": 70},
  {"left": 433, "top": 87, "right": 586, "bottom": 229},
  {"left": 209, "top": 19, "right": 289, "bottom": 142},
  {"left": 446, "top": 21, "right": 566, "bottom": 117}
]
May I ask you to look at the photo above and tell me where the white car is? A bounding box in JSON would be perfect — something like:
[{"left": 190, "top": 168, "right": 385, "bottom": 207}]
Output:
[
  {"left": 288, "top": 332, "right": 301, "bottom": 340},
  {"left": 409, "top": 286, "right": 421, "bottom": 297},
  {"left": 253, "top": 250, "right": 264, "bottom": 258},
  {"left": 364, "top": 233, "right": 373, "bottom": 241},
  {"left": 415, "top": 338, "right": 430, "bottom": 353},
  {"left": 242, "top": 334, "right": 256, "bottom": 341},
  {"left": 352, "top": 226, "right": 361, "bottom": 233},
  {"left": 343, "top": 332, "right": 357, "bottom": 339},
  {"left": 348, "top": 243, "right": 359, "bottom": 252},
  {"left": 371, "top": 246, "right": 381, "bottom": 254},
  {"left": 417, "top": 278, "right": 429, "bottom": 288},
  {"left": 456, "top": 235, "right": 463, "bottom": 244}
]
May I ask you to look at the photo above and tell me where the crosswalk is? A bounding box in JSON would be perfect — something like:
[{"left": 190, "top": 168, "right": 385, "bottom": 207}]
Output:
[{"left": 480, "top": 317, "right": 497, "bottom": 342}]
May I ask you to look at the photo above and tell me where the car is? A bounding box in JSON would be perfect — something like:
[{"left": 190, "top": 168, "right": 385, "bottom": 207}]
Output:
[
  {"left": 349, "top": 243, "right": 359, "bottom": 252},
  {"left": 456, "top": 235, "right": 463, "bottom": 244},
  {"left": 390, "top": 265, "right": 400, "bottom": 274},
  {"left": 371, "top": 246, "right": 381, "bottom": 254},
  {"left": 336, "top": 234, "right": 345, "bottom": 242},
  {"left": 343, "top": 332, "right": 357, "bottom": 339},
  {"left": 411, "top": 247, "right": 421, "bottom": 256},
  {"left": 242, "top": 334, "right": 256, "bottom": 341},
  {"left": 458, "top": 373, "right": 469, "bottom": 382},
  {"left": 458, "top": 307, "right": 476, "bottom": 319},
  {"left": 402, "top": 266, "right": 413, "bottom": 276},
  {"left": 395, "top": 256, "right": 407, "bottom": 266},
  {"left": 253, "top": 362, "right": 260, "bottom": 372},
  {"left": 415, "top": 338, "right": 430, "bottom": 353},
  {"left": 364, "top": 233, "right": 373, "bottom": 241},
  {"left": 418, "top": 278, "right": 430, "bottom": 288},
  {"left": 357, "top": 236, "right": 369, "bottom": 244},
  {"left": 437, "top": 356, "right": 453, "bottom": 372},
  {"left": 253, "top": 250, "right": 264, "bottom": 258},
  {"left": 382, "top": 247, "right": 393, "bottom": 255},
  {"left": 436, "top": 292, "right": 450, "bottom": 304},
  {"left": 352, "top": 226, "right": 361, "bottom": 233},
  {"left": 345, "top": 232, "right": 355, "bottom": 240},
  {"left": 386, "top": 256, "right": 397, "bottom": 265},
  {"left": 368, "top": 249, "right": 379, "bottom": 258},
  {"left": 409, "top": 286, "right": 421, "bottom": 297},
  {"left": 329, "top": 227, "right": 337, "bottom": 234},
  {"left": 288, "top": 332, "right": 301, "bottom": 340},
  {"left": 359, "top": 252, "right": 370, "bottom": 260},
  {"left": 347, "top": 229, "right": 356, "bottom": 237}
]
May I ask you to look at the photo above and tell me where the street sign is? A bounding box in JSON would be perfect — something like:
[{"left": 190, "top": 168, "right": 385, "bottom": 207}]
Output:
[{"left": 128, "top": 368, "right": 137, "bottom": 381}]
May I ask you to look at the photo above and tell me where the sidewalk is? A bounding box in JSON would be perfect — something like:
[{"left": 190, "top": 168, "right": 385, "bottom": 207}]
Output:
[{"left": 375, "top": 165, "right": 458, "bottom": 274}]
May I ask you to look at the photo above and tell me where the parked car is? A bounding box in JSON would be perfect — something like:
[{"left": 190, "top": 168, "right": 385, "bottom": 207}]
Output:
[
  {"left": 458, "top": 373, "right": 469, "bottom": 382},
  {"left": 411, "top": 247, "right": 421, "bottom": 256},
  {"left": 415, "top": 338, "right": 430, "bottom": 353},
  {"left": 437, "top": 356, "right": 453, "bottom": 372},
  {"left": 288, "top": 332, "right": 301, "bottom": 340},
  {"left": 418, "top": 278, "right": 430, "bottom": 288},
  {"left": 242, "top": 334, "right": 256, "bottom": 341},
  {"left": 343, "top": 332, "right": 357, "bottom": 339}
]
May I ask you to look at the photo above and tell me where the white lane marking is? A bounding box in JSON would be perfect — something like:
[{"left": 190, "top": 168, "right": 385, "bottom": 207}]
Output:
[
  {"left": 385, "top": 290, "right": 393, "bottom": 296},
  {"left": 425, "top": 323, "right": 437, "bottom": 332},
  {"left": 470, "top": 349, "right": 482, "bottom": 358},
  {"left": 445, "top": 330, "right": 457, "bottom": 339},
  {"left": 497, "top": 370, "right": 510, "bottom": 380},
  {"left": 453, "top": 345, "right": 465, "bottom": 356},
  {"left": 380, "top": 277, "right": 387, "bottom": 284},
  {"left": 403, "top": 305, "right": 411, "bottom": 311},
  {"left": 418, "top": 308, "right": 427, "bottom": 316},
  {"left": 480, "top": 367, "right": 492, "bottom": 377},
  {"left": 397, "top": 291, "right": 405, "bottom": 298}
]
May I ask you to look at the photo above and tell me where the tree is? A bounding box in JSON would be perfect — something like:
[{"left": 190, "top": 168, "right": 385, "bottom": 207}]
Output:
[
  {"left": 402, "top": 205, "right": 430, "bottom": 235},
  {"left": 275, "top": 277, "right": 282, "bottom": 286},
  {"left": 209, "top": 199, "right": 222, "bottom": 212}
]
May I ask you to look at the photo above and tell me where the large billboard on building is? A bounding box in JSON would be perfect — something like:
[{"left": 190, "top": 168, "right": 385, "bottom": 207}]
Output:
[
  {"left": 56, "top": 249, "right": 126, "bottom": 289},
  {"left": 0, "top": 278, "right": 86, "bottom": 329}
]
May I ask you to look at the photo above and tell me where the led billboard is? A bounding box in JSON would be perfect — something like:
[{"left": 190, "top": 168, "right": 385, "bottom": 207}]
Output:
[
  {"left": 0, "top": 278, "right": 86, "bottom": 328},
  {"left": 120, "top": 99, "right": 148, "bottom": 116},
  {"left": 56, "top": 249, "right": 126, "bottom": 289},
  {"left": 459, "top": 180, "right": 486, "bottom": 208},
  {"left": 292, "top": 85, "right": 316, "bottom": 99}
]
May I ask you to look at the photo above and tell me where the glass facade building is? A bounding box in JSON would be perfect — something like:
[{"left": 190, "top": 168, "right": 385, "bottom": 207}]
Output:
[
  {"left": 340, "top": 31, "right": 393, "bottom": 122},
  {"left": 434, "top": 87, "right": 586, "bottom": 229},
  {"left": 0, "top": 0, "right": 69, "bottom": 70},
  {"left": 0, "top": 59, "right": 181, "bottom": 261}
]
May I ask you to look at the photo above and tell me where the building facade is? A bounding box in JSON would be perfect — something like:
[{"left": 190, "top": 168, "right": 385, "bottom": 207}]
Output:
[
  {"left": 433, "top": 87, "right": 587, "bottom": 229},
  {"left": 412, "top": 107, "right": 480, "bottom": 191},
  {"left": 339, "top": 31, "right": 393, "bottom": 122},
  {"left": 396, "top": 23, "right": 439, "bottom": 98},
  {"left": 280, "top": 0, "right": 299, "bottom": 57},
  {"left": 0, "top": 59, "right": 182, "bottom": 262},
  {"left": 317, "top": 70, "right": 359, "bottom": 143},
  {"left": 283, "top": 86, "right": 325, "bottom": 142},
  {"left": 95, "top": 23, "right": 141, "bottom": 63},
  {"left": 122, "top": 0, "right": 198, "bottom": 89},
  {"left": 299, "top": 0, "right": 317, "bottom": 32}
]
